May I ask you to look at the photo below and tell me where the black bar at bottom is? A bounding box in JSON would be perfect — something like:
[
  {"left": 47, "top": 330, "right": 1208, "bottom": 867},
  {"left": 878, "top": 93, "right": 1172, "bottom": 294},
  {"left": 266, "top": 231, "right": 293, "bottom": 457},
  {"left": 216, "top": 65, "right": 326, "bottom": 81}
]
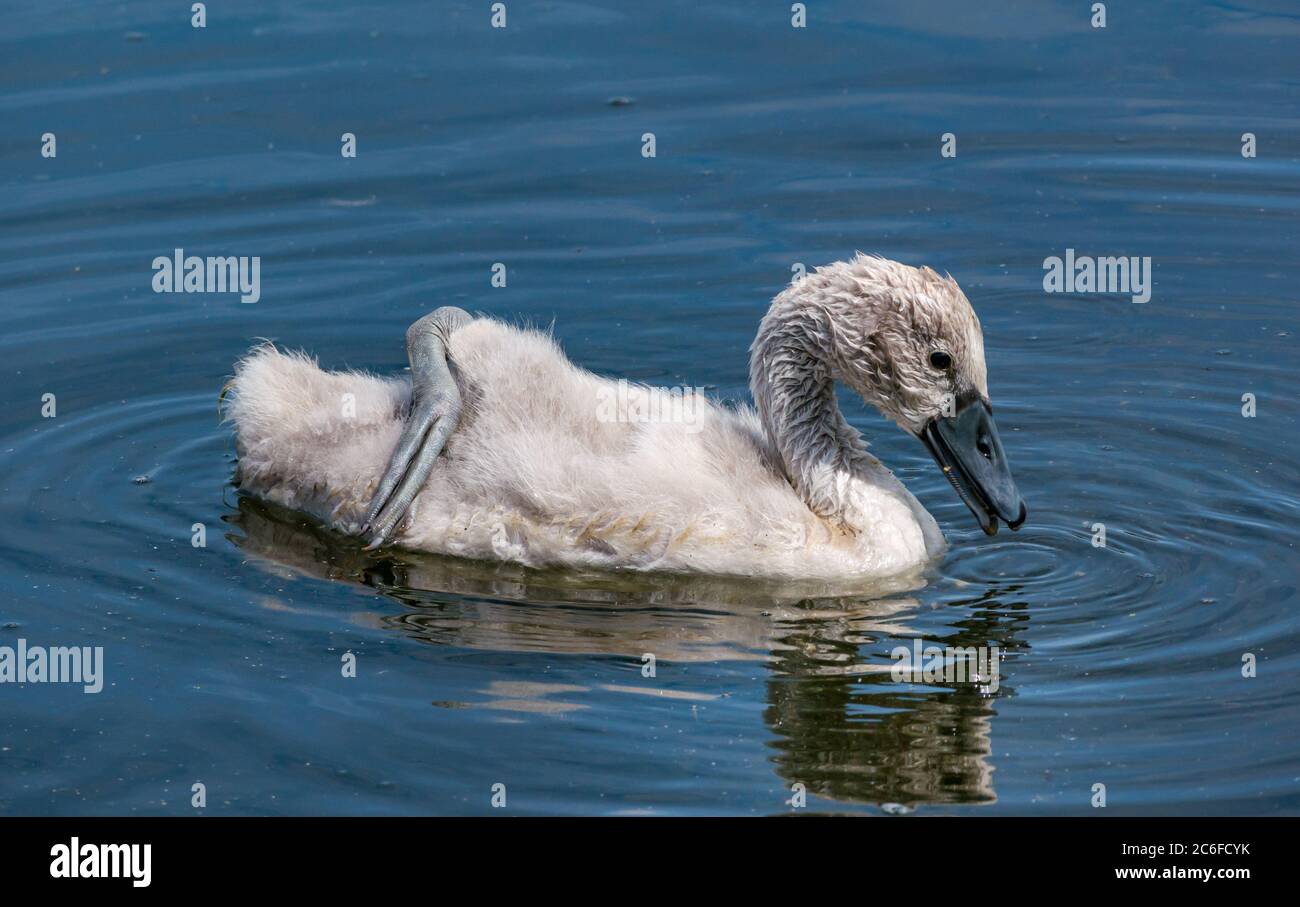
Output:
[{"left": 0, "top": 816, "right": 1284, "bottom": 892}]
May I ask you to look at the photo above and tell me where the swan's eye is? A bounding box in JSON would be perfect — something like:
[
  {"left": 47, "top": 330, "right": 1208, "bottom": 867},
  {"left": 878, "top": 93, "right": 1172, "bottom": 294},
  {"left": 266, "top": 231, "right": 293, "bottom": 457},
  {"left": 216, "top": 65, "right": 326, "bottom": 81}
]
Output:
[{"left": 929, "top": 350, "right": 952, "bottom": 370}]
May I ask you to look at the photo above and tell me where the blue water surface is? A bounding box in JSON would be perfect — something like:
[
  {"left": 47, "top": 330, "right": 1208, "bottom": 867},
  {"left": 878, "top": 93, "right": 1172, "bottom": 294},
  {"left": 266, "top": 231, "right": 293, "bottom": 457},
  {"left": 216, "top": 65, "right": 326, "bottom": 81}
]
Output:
[{"left": 0, "top": 0, "right": 1297, "bottom": 815}]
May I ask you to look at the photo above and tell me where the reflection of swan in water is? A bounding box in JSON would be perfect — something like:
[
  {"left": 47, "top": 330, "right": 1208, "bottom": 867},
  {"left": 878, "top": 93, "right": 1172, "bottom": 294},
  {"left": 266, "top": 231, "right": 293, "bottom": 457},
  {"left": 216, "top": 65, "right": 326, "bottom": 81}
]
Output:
[
  {"left": 229, "top": 495, "right": 926, "bottom": 662},
  {"left": 229, "top": 496, "right": 1028, "bottom": 809},
  {"left": 226, "top": 256, "right": 1025, "bottom": 580},
  {"left": 765, "top": 585, "right": 1029, "bottom": 808}
]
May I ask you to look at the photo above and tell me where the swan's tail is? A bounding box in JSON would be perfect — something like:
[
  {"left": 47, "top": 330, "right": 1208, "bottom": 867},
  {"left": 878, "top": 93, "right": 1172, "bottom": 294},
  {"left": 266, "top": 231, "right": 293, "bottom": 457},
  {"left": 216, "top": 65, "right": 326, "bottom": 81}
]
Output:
[{"left": 223, "top": 343, "right": 409, "bottom": 531}]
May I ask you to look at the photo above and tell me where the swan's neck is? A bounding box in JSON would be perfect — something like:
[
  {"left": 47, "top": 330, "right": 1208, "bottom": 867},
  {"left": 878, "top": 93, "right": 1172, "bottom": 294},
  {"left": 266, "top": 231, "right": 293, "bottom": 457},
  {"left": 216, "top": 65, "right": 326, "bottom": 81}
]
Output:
[{"left": 750, "top": 302, "right": 872, "bottom": 529}]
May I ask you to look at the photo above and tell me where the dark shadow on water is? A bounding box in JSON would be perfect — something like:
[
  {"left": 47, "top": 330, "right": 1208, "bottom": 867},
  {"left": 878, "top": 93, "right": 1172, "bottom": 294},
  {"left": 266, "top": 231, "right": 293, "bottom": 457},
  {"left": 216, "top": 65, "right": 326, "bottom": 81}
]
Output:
[{"left": 228, "top": 494, "right": 1030, "bottom": 810}]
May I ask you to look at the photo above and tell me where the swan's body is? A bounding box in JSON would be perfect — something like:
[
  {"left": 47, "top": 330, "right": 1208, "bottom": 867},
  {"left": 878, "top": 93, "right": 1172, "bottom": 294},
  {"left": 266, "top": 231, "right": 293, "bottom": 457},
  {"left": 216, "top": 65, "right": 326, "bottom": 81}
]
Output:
[
  {"left": 229, "top": 319, "right": 941, "bottom": 578},
  {"left": 227, "top": 256, "right": 1024, "bottom": 581}
]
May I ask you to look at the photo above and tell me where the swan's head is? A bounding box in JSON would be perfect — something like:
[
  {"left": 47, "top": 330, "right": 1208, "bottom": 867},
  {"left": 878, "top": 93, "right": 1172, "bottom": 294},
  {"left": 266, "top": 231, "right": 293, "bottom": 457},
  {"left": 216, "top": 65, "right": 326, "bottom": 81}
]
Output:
[{"left": 792, "top": 254, "right": 1027, "bottom": 535}]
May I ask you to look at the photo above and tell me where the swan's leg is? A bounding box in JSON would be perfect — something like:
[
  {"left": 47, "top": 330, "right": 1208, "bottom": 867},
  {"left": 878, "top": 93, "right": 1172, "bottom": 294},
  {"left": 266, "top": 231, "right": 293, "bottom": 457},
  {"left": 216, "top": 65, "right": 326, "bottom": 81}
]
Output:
[{"left": 362, "top": 306, "right": 472, "bottom": 548}]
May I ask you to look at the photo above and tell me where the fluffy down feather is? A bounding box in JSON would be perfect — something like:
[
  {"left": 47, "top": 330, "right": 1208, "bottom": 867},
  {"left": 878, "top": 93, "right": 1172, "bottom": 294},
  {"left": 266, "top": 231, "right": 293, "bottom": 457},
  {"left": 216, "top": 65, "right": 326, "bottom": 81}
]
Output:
[{"left": 226, "top": 312, "right": 943, "bottom": 580}]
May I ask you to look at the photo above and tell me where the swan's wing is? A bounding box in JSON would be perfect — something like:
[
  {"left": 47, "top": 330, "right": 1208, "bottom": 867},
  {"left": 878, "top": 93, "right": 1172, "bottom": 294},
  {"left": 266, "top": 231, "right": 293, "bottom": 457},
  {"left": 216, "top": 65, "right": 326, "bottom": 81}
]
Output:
[{"left": 362, "top": 306, "right": 472, "bottom": 547}]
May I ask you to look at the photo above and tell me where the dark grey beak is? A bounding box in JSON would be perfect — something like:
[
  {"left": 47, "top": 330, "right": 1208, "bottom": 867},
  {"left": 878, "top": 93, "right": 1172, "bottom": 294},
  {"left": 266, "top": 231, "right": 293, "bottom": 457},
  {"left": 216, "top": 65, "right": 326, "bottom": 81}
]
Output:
[{"left": 918, "top": 399, "right": 1026, "bottom": 536}]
